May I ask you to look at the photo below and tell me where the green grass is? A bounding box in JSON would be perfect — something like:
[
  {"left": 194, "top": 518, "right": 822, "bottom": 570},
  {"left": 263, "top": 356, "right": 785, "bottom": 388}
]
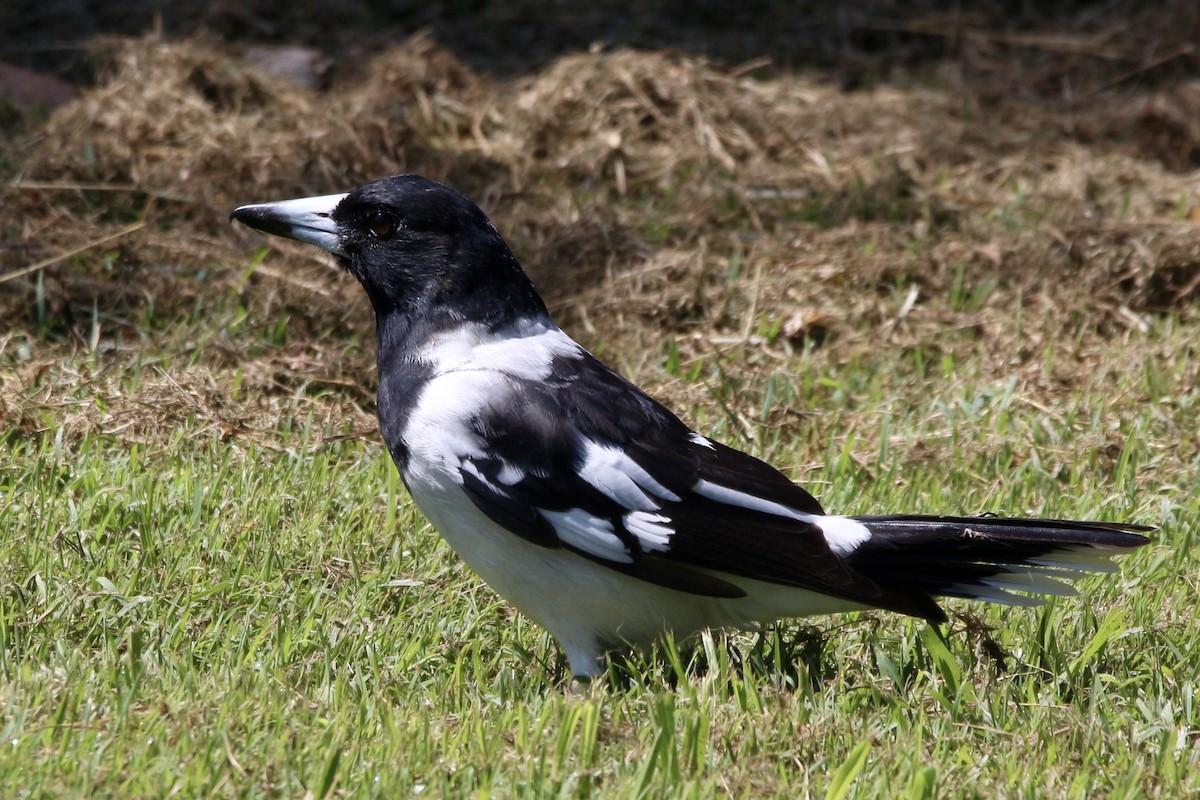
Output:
[
  {"left": 5, "top": 16, "right": 1199, "bottom": 796},
  {"left": 2, "top": 305, "right": 1196, "bottom": 799}
]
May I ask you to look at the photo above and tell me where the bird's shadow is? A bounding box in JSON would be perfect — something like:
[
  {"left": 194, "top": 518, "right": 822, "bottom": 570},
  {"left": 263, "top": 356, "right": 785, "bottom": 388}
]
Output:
[
  {"left": 546, "top": 612, "right": 1015, "bottom": 694},
  {"left": 574, "top": 624, "right": 834, "bottom": 694}
]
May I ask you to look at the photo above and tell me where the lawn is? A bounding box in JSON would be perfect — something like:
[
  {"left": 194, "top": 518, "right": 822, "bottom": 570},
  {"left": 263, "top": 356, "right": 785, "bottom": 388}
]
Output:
[{"left": 2, "top": 11, "right": 1199, "bottom": 798}]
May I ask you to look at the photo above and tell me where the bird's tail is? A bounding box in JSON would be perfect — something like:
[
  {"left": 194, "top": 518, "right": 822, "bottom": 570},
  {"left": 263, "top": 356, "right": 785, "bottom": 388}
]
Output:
[{"left": 844, "top": 515, "right": 1151, "bottom": 622}]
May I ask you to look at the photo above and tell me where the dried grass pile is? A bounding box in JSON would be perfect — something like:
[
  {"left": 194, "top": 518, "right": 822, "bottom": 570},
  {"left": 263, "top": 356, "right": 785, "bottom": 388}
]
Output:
[
  {"left": 3, "top": 32, "right": 1198, "bottom": 356},
  {"left": 507, "top": 50, "right": 786, "bottom": 190},
  {"left": 2, "top": 28, "right": 1199, "bottom": 449},
  {"left": 13, "top": 37, "right": 452, "bottom": 225}
]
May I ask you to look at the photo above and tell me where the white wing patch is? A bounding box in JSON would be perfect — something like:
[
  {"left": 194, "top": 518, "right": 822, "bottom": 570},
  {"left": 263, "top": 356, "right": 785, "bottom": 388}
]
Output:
[
  {"left": 812, "top": 515, "right": 872, "bottom": 557},
  {"left": 460, "top": 457, "right": 525, "bottom": 491},
  {"left": 541, "top": 509, "right": 674, "bottom": 563},
  {"left": 688, "top": 432, "right": 716, "bottom": 450},
  {"left": 542, "top": 508, "right": 632, "bottom": 563},
  {"left": 625, "top": 511, "right": 674, "bottom": 552},
  {"left": 578, "top": 440, "right": 682, "bottom": 510},
  {"left": 460, "top": 459, "right": 499, "bottom": 491},
  {"left": 693, "top": 479, "right": 870, "bottom": 556},
  {"left": 693, "top": 479, "right": 805, "bottom": 521}
]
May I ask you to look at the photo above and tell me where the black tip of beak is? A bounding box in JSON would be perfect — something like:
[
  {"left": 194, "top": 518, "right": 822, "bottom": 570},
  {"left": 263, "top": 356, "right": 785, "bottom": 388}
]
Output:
[{"left": 230, "top": 205, "right": 290, "bottom": 239}]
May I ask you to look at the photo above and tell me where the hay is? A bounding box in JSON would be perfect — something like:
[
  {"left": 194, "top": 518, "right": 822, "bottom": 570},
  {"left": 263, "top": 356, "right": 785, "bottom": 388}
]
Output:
[{"left": 2, "top": 30, "right": 1198, "bottom": 429}]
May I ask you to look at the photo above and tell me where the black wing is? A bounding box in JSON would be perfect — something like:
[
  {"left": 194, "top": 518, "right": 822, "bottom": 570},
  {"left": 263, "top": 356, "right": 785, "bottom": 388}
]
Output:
[{"left": 457, "top": 352, "right": 934, "bottom": 616}]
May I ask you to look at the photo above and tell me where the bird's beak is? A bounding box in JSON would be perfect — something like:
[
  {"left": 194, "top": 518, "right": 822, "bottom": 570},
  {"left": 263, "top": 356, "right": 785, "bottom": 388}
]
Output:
[{"left": 230, "top": 192, "right": 350, "bottom": 257}]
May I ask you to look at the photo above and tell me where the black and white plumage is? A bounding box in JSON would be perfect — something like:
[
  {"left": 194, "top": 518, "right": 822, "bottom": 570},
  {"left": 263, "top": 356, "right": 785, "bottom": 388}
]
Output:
[{"left": 231, "top": 175, "right": 1150, "bottom": 679}]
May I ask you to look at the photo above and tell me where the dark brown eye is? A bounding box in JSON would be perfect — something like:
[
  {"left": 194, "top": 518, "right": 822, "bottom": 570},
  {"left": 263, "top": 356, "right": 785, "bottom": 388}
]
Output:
[{"left": 365, "top": 209, "right": 397, "bottom": 239}]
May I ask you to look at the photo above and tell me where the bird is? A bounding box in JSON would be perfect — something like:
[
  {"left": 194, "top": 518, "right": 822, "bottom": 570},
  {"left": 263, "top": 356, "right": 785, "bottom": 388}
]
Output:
[{"left": 231, "top": 174, "right": 1151, "bottom": 680}]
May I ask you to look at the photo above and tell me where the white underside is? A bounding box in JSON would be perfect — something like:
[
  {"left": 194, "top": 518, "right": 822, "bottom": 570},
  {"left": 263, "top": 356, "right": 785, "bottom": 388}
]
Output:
[{"left": 404, "top": 467, "right": 867, "bottom": 677}]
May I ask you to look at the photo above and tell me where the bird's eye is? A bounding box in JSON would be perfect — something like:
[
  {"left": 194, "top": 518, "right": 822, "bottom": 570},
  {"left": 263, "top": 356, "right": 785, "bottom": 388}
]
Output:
[{"left": 365, "top": 209, "right": 397, "bottom": 240}]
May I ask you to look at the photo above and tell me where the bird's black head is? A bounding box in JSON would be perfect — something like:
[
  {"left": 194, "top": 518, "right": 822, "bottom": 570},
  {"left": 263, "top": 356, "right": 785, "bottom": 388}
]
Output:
[{"left": 231, "top": 175, "right": 548, "bottom": 327}]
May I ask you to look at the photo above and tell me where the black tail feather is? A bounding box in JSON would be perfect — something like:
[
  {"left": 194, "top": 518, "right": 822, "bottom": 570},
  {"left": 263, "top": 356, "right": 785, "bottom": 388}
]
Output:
[{"left": 845, "top": 515, "right": 1150, "bottom": 620}]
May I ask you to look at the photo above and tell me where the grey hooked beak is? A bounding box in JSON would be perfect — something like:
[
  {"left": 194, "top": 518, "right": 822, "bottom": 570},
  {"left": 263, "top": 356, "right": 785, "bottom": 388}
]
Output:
[{"left": 230, "top": 192, "right": 350, "bottom": 257}]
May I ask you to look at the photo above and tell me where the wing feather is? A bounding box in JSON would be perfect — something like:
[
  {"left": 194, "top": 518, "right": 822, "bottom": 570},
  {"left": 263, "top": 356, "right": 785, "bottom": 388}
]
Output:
[{"left": 452, "top": 352, "right": 932, "bottom": 615}]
